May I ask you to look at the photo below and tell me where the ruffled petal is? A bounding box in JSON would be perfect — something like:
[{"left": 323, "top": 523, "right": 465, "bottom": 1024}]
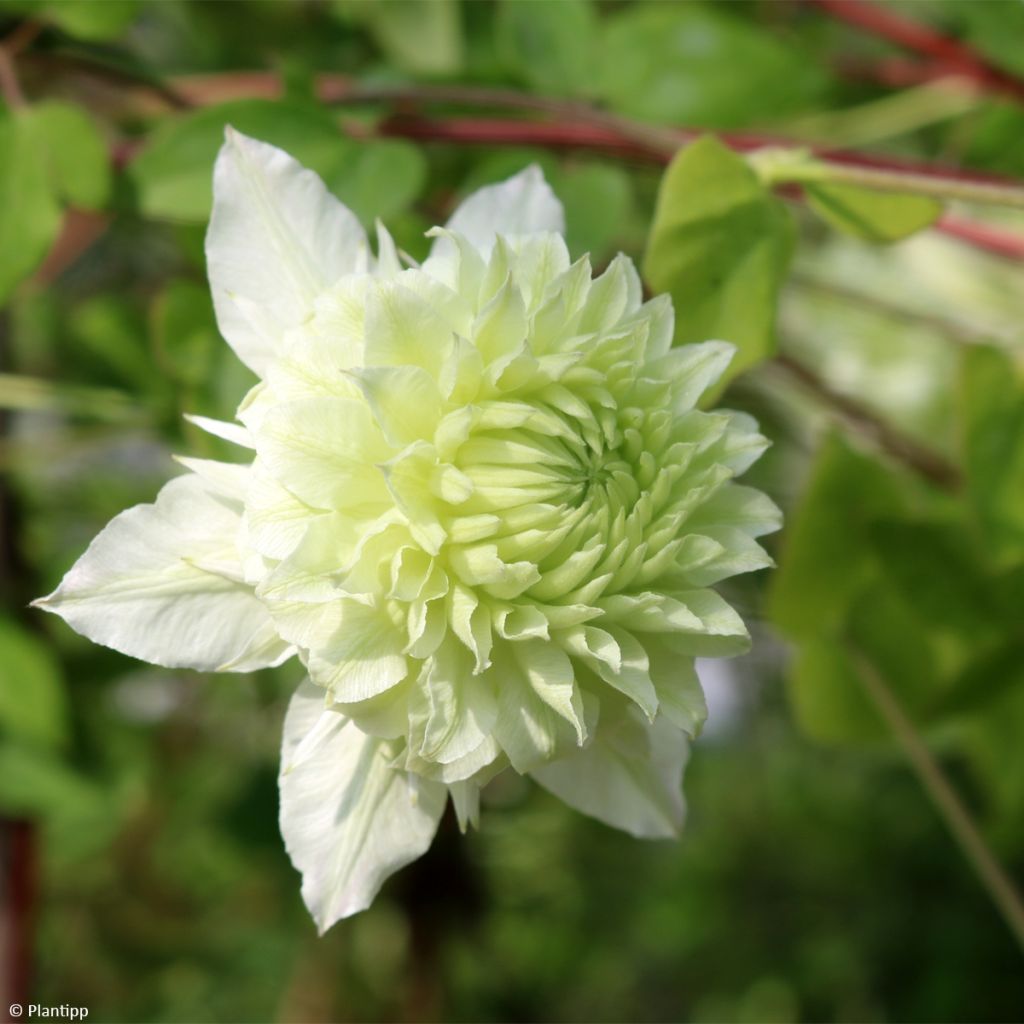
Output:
[
  {"left": 532, "top": 709, "right": 688, "bottom": 839},
  {"left": 279, "top": 680, "right": 446, "bottom": 932}
]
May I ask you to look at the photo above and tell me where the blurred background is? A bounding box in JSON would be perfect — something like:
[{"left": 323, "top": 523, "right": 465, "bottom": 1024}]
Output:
[{"left": 1, "top": 1, "right": 1024, "bottom": 1021}]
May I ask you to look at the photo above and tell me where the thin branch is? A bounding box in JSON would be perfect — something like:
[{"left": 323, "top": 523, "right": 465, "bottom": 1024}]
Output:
[
  {"left": 789, "top": 157, "right": 1024, "bottom": 210},
  {"left": 809, "top": 0, "right": 1024, "bottom": 105},
  {"left": 772, "top": 352, "right": 962, "bottom": 492},
  {"left": 850, "top": 648, "right": 1024, "bottom": 953},
  {"left": 791, "top": 273, "right": 1016, "bottom": 348},
  {"left": 936, "top": 214, "right": 1024, "bottom": 262}
]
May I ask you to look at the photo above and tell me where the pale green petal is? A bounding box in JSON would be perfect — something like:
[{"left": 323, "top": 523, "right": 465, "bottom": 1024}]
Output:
[
  {"left": 206, "top": 128, "right": 367, "bottom": 375},
  {"left": 34, "top": 474, "right": 290, "bottom": 672},
  {"left": 256, "top": 397, "right": 392, "bottom": 510},
  {"left": 532, "top": 708, "right": 688, "bottom": 839},
  {"left": 347, "top": 365, "right": 445, "bottom": 448},
  {"left": 431, "top": 165, "right": 564, "bottom": 262},
  {"left": 304, "top": 600, "right": 410, "bottom": 703},
  {"left": 279, "top": 680, "right": 446, "bottom": 932},
  {"left": 448, "top": 779, "right": 481, "bottom": 832},
  {"left": 410, "top": 640, "right": 498, "bottom": 764},
  {"left": 363, "top": 280, "right": 455, "bottom": 377}
]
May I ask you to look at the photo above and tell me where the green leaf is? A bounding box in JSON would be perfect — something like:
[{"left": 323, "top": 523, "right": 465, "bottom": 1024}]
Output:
[
  {"left": 931, "top": 638, "right": 1024, "bottom": 720},
  {"left": 0, "top": 618, "right": 67, "bottom": 749},
  {"left": 0, "top": 0, "right": 139, "bottom": 39},
  {"left": 70, "top": 295, "right": 157, "bottom": 392},
  {"left": 866, "top": 519, "right": 999, "bottom": 640},
  {"left": 335, "top": 0, "right": 463, "bottom": 75},
  {"left": 25, "top": 101, "right": 111, "bottom": 210},
  {"left": 768, "top": 433, "right": 908, "bottom": 639},
  {"left": 787, "top": 580, "right": 942, "bottom": 747},
  {"left": 559, "top": 163, "right": 634, "bottom": 262},
  {"left": 599, "top": 2, "right": 824, "bottom": 128},
  {"left": 495, "top": 0, "right": 597, "bottom": 96},
  {"left": 323, "top": 140, "right": 426, "bottom": 227},
  {"left": 129, "top": 100, "right": 348, "bottom": 222},
  {"left": 0, "top": 110, "right": 62, "bottom": 306},
  {"left": 152, "top": 280, "right": 219, "bottom": 389},
  {"left": 805, "top": 183, "right": 942, "bottom": 243},
  {"left": 643, "top": 136, "right": 794, "bottom": 380},
  {"left": 788, "top": 639, "right": 882, "bottom": 745},
  {"left": 959, "top": 344, "right": 1024, "bottom": 562}
]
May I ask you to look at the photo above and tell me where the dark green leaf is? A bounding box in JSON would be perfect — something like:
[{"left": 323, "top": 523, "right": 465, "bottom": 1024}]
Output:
[
  {"left": 495, "top": 0, "right": 597, "bottom": 96},
  {"left": 25, "top": 101, "right": 111, "bottom": 210},
  {"left": 768, "top": 433, "right": 908, "bottom": 639},
  {"left": 152, "top": 280, "right": 219, "bottom": 389},
  {"left": 643, "top": 136, "right": 794, "bottom": 381},
  {"left": 0, "top": 110, "right": 62, "bottom": 306},
  {"left": 599, "top": 2, "right": 824, "bottom": 128},
  {"left": 335, "top": 0, "right": 463, "bottom": 75},
  {"left": 322, "top": 140, "right": 426, "bottom": 227},
  {"left": 867, "top": 519, "right": 999, "bottom": 639},
  {"left": 559, "top": 163, "right": 634, "bottom": 262},
  {"left": 959, "top": 344, "right": 1024, "bottom": 562},
  {"left": 129, "top": 100, "right": 348, "bottom": 222},
  {"left": 0, "top": 618, "right": 67, "bottom": 749},
  {"left": 0, "top": 0, "right": 139, "bottom": 39}
]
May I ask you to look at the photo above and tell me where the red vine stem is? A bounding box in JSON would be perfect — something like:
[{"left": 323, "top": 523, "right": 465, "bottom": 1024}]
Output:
[
  {"left": 809, "top": 0, "right": 1024, "bottom": 104},
  {"left": 375, "top": 114, "right": 1024, "bottom": 258}
]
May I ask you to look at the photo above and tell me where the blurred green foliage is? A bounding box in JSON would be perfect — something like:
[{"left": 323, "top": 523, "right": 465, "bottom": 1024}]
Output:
[{"left": 1, "top": 0, "right": 1023, "bottom": 1021}]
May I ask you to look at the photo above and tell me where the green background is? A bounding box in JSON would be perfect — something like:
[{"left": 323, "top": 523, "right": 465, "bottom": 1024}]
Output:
[{"left": 1, "top": 1, "right": 1023, "bottom": 1021}]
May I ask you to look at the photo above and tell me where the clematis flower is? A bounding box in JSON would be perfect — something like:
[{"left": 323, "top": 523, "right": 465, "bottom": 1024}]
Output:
[{"left": 35, "top": 130, "right": 780, "bottom": 932}]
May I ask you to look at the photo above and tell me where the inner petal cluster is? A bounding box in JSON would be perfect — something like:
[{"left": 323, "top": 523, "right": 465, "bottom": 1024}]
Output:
[{"left": 238, "top": 229, "right": 778, "bottom": 804}]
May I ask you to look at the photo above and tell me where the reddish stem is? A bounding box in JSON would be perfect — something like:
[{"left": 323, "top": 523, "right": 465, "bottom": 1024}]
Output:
[
  {"left": 1, "top": 820, "right": 35, "bottom": 1016},
  {"left": 810, "top": 0, "right": 1024, "bottom": 104}
]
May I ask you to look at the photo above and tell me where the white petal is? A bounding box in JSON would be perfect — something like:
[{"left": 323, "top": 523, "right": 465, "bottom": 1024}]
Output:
[
  {"left": 206, "top": 128, "right": 367, "bottom": 375},
  {"left": 429, "top": 165, "right": 564, "bottom": 264},
  {"left": 34, "top": 474, "right": 290, "bottom": 672},
  {"left": 279, "top": 680, "right": 446, "bottom": 931},
  {"left": 532, "top": 709, "right": 688, "bottom": 839},
  {"left": 183, "top": 413, "right": 254, "bottom": 448}
]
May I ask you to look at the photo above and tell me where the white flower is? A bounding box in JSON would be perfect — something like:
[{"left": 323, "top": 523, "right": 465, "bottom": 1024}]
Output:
[{"left": 36, "top": 129, "right": 781, "bottom": 932}]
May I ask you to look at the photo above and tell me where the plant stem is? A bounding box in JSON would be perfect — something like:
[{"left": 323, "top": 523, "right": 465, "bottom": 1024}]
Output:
[
  {"left": 812, "top": 159, "right": 1024, "bottom": 210},
  {"left": 753, "top": 147, "right": 1024, "bottom": 209},
  {"left": 772, "top": 354, "right": 961, "bottom": 492},
  {"left": 850, "top": 649, "right": 1024, "bottom": 953}
]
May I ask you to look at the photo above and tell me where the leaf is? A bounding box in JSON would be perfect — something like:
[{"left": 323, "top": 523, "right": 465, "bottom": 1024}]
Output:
[
  {"left": 0, "top": 110, "right": 62, "bottom": 306},
  {"left": 0, "top": 618, "right": 67, "bottom": 749},
  {"left": 805, "top": 183, "right": 942, "bottom": 243},
  {"left": 959, "top": 344, "right": 1024, "bottom": 563},
  {"left": 866, "top": 519, "right": 999, "bottom": 641},
  {"left": 495, "top": 0, "right": 597, "bottom": 96},
  {"left": 599, "top": 2, "right": 824, "bottom": 128},
  {"left": 787, "top": 580, "right": 942, "bottom": 746},
  {"left": 768, "top": 433, "right": 908, "bottom": 639},
  {"left": 0, "top": 0, "right": 139, "bottom": 39},
  {"left": 322, "top": 140, "right": 426, "bottom": 227},
  {"left": 788, "top": 639, "right": 883, "bottom": 745},
  {"left": 335, "top": 0, "right": 463, "bottom": 75},
  {"left": 129, "top": 100, "right": 349, "bottom": 222},
  {"left": 931, "top": 639, "right": 1024, "bottom": 720},
  {"left": 643, "top": 136, "right": 794, "bottom": 382},
  {"left": 558, "top": 162, "right": 634, "bottom": 261},
  {"left": 152, "top": 280, "right": 219, "bottom": 389},
  {"left": 25, "top": 101, "right": 111, "bottom": 210}
]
